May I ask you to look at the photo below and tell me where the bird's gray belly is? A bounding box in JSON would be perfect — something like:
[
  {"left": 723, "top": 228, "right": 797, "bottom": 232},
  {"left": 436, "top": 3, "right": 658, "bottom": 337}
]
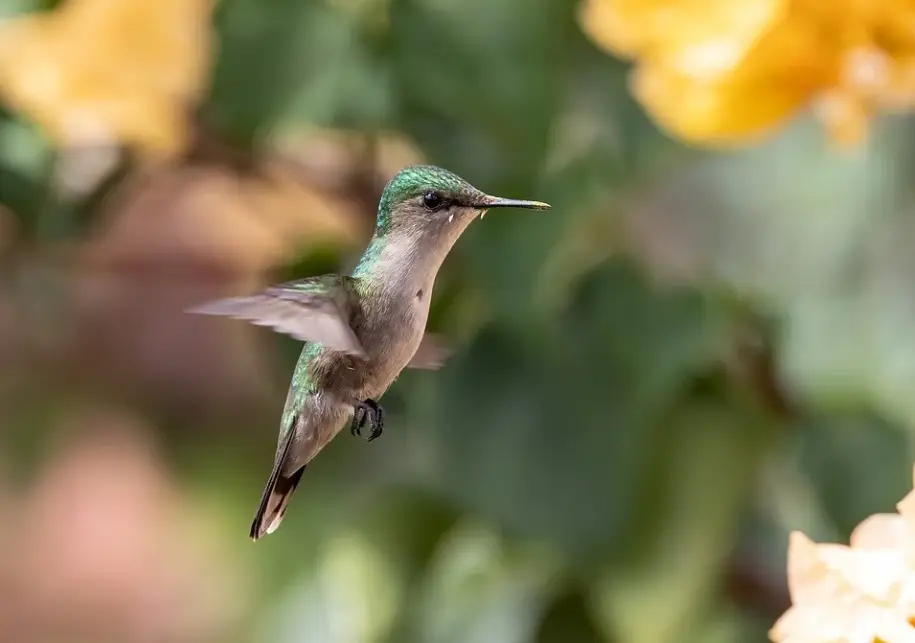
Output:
[{"left": 318, "top": 323, "right": 424, "bottom": 403}]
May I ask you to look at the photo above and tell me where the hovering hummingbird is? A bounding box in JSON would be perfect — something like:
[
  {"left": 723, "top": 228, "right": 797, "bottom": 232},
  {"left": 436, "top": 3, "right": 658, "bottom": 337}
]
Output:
[{"left": 189, "top": 165, "right": 550, "bottom": 540}]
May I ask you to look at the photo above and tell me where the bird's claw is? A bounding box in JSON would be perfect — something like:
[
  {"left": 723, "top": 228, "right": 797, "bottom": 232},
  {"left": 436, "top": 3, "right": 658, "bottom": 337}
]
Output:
[{"left": 351, "top": 399, "right": 384, "bottom": 442}]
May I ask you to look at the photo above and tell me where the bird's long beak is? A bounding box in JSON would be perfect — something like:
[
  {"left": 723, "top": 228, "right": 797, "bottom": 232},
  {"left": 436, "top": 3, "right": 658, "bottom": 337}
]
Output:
[{"left": 474, "top": 195, "right": 551, "bottom": 211}]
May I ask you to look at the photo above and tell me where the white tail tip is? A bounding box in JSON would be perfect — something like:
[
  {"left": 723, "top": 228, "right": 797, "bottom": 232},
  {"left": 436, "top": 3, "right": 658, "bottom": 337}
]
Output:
[{"left": 265, "top": 513, "right": 284, "bottom": 535}]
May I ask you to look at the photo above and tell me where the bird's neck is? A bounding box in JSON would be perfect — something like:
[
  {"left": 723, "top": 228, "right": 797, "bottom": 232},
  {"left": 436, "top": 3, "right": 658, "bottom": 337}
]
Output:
[{"left": 352, "top": 229, "right": 452, "bottom": 296}]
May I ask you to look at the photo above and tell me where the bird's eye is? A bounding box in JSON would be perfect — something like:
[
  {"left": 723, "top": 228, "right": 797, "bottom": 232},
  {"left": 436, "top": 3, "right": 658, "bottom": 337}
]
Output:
[{"left": 422, "top": 191, "right": 444, "bottom": 211}]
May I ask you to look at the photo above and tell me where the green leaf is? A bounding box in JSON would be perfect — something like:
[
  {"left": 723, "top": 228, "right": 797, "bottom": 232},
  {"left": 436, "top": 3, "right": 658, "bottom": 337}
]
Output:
[
  {"left": 422, "top": 260, "right": 727, "bottom": 560},
  {"left": 408, "top": 521, "right": 560, "bottom": 643},
  {"left": 387, "top": 0, "right": 580, "bottom": 316},
  {"left": 795, "top": 415, "right": 914, "bottom": 537},
  {"left": 588, "top": 397, "right": 772, "bottom": 643},
  {"left": 0, "top": 0, "right": 57, "bottom": 19},
  {"left": 388, "top": 0, "right": 567, "bottom": 180},
  {"left": 259, "top": 528, "right": 408, "bottom": 643},
  {"left": 624, "top": 118, "right": 915, "bottom": 428},
  {"left": 0, "top": 113, "right": 54, "bottom": 229},
  {"left": 207, "top": 0, "right": 323, "bottom": 143}
]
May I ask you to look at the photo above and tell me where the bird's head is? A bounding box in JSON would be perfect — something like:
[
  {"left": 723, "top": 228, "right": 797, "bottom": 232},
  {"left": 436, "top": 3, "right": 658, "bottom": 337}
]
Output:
[{"left": 374, "top": 165, "right": 550, "bottom": 240}]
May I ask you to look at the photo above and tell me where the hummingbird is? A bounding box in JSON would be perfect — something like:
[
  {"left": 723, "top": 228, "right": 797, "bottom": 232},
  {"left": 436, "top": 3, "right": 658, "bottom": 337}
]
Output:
[{"left": 189, "top": 165, "right": 550, "bottom": 540}]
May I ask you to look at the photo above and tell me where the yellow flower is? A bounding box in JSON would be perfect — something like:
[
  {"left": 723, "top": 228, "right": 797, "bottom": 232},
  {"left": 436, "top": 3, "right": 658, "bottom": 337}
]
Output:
[
  {"left": 770, "top": 465, "right": 915, "bottom": 642},
  {"left": 0, "top": 0, "right": 215, "bottom": 157},
  {"left": 579, "top": 0, "right": 915, "bottom": 147}
]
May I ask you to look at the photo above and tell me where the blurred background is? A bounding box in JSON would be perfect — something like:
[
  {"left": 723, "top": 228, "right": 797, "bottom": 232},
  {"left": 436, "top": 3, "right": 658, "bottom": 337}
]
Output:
[{"left": 1, "top": 0, "right": 914, "bottom": 641}]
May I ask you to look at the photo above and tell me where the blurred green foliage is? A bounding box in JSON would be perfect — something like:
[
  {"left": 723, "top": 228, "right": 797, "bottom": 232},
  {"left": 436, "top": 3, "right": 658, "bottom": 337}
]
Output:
[{"left": 3, "top": 0, "right": 915, "bottom": 642}]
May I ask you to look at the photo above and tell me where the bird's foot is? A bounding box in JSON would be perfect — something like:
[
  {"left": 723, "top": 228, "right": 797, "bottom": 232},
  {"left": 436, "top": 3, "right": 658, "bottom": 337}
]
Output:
[{"left": 350, "top": 399, "right": 385, "bottom": 442}]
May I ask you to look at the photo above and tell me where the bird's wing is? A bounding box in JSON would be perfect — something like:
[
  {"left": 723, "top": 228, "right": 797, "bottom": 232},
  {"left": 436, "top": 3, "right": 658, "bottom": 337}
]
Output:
[
  {"left": 407, "top": 333, "right": 453, "bottom": 370},
  {"left": 187, "top": 275, "right": 367, "bottom": 357}
]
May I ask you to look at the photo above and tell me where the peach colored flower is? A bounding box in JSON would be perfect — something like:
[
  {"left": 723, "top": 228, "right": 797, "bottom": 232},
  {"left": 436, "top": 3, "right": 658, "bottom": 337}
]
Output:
[
  {"left": 771, "top": 465, "right": 915, "bottom": 642},
  {"left": 771, "top": 532, "right": 915, "bottom": 643},
  {"left": 579, "top": 0, "right": 915, "bottom": 147}
]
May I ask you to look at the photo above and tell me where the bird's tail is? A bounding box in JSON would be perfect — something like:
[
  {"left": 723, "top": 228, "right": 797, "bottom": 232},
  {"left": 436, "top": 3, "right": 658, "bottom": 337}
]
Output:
[{"left": 249, "top": 431, "right": 305, "bottom": 541}]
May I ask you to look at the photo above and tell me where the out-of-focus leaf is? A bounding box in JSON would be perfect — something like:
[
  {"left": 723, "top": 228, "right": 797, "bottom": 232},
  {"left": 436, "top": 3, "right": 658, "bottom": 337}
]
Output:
[
  {"left": 794, "top": 416, "right": 914, "bottom": 537},
  {"left": 422, "top": 261, "right": 727, "bottom": 560},
  {"left": 0, "top": 204, "right": 15, "bottom": 253},
  {"left": 535, "top": 592, "right": 605, "bottom": 643},
  {"left": 0, "top": 114, "right": 52, "bottom": 221},
  {"left": 0, "top": 111, "right": 125, "bottom": 239},
  {"left": 622, "top": 121, "right": 897, "bottom": 296},
  {"left": 209, "top": 0, "right": 328, "bottom": 142},
  {"left": 622, "top": 119, "right": 915, "bottom": 428},
  {"left": 686, "top": 606, "right": 751, "bottom": 643},
  {"left": 261, "top": 529, "right": 407, "bottom": 643},
  {"left": 0, "top": 114, "right": 50, "bottom": 181},
  {"left": 588, "top": 397, "right": 772, "bottom": 643},
  {"left": 211, "top": 0, "right": 395, "bottom": 141},
  {"left": 387, "top": 0, "right": 575, "bottom": 316},
  {"left": 409, "top": 522, "right": 559, "bottom": 643},
  {"left": 388, "top": 0, "right": 567, "bottom": 181},
  {"left": 283, "top": 5, "right": 393, "bottom": 129},
  {"left": 0, "top": 164, "right": 46, "bottom": 225},
  {"left": 0, "top": 0, "right": 53, "bottom": 19}
]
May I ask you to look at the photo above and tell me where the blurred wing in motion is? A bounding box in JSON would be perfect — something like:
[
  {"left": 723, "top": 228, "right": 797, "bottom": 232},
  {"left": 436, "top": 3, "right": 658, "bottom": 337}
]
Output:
[
  {"left": 188, "top": 275, "right": 366, "bottom": 357},
  {"left": 408, "top": 333, "right": 453, "bottom": 369}
]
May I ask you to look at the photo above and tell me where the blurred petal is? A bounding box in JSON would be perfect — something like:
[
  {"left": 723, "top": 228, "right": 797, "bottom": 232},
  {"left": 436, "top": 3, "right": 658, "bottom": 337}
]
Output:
[
  {"left": 882, "top": 54, "right": 915, "bottom": 108},
  {"left": 579, "top": 0, "right": 915, "bottom": 146},
  {"left": 850, "top": 513, "right": 909, "bottom": 550},
  {"left": 0, "top": 0, "right": 214, "bottom": 156},
  {"left": 896, "top": 463, "right": 915, "bottom": 520},
  {"left": 630, "top": 19, "right": 833, "bottom": 145},
  {"left": 631, "top": 65, "right": 799, "bottom": 145},
  {"left": 784, "top": 531, "right": 838, "bottom": 606},
  {"left": 579, "top": 0, "right": 786, "bottom": 72},
  {"left": 773, "top": 528, "right": 915, "bottom": 642},
  {"left": 813, "top": 91, "right": 870, "bottom": 147}
]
